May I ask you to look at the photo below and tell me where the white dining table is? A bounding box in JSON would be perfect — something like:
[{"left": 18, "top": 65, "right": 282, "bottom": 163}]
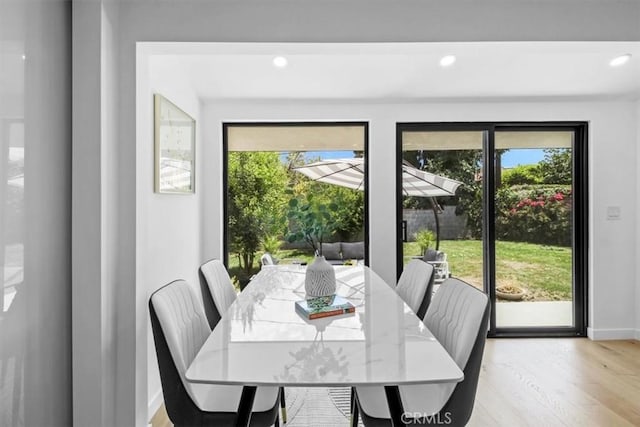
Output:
[{"left": 186, "top": 265, "right": 463, "bottom": 426}]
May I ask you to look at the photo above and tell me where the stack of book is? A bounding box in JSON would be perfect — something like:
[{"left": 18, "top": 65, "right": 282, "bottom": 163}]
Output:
[{"left": 295, "top": 294, "right": 355, "bottom": 320}]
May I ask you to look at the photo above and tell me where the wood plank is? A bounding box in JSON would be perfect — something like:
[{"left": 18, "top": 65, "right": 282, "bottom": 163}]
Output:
[{"left": 149, "top": 338, "right": 640, "bottom": 427}]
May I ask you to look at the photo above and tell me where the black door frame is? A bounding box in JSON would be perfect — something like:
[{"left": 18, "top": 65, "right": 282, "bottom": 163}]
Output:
[
  {"left": 223, "top": 121, "right": 370, "bottom": 270},
  {"left": 396, "top": 122, "right": 588, "bottom": 337}
]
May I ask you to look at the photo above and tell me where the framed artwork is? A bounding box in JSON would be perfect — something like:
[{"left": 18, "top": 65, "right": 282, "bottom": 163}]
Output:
[{"left": 154, "top": 94, "right": 195, "bottom": 193}]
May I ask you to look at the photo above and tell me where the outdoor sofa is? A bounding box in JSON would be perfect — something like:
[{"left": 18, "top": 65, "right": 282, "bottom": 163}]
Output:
[{"left": 321, "top": 241, "right": 365, "bottom": 265}]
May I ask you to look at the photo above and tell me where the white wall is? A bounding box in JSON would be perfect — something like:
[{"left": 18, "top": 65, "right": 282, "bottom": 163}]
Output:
[
  {"left": 72, "top": 1, "right": 122, "bottom": 425},
  {"left": 637, "top": 100, "right": 640, "bottom": 341},
  {"left": 137, "top": 49, "right": 204, "bottom": 420},
  {"left": 202, "top": 99, "right": 638, "bottom": 334},
  {"left": 69, "top": 1, "right": 640, "bottom": 426},
  {"left": 586, "top": 102, "right": 637, "bottom": 339},
  {"left": 1, "top": 0, "right": 72, "bottom": 426}
]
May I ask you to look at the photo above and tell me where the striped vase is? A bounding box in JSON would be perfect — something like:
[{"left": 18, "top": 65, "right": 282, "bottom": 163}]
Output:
[{"left": 305, "top": 255, "right": 336, "bottom": 297}]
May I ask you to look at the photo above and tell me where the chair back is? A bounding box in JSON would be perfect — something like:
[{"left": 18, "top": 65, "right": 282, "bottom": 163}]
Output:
[
  {"left": 149, "top": 280, "right": 212, "bottom": 424},
  {"left": 396, "top": 259, "right": 435, "bottom": 319},
  {"left": 424, "top": 278, "right": 490, "bottom": 426},
  {"left": 198, "top": 259, "right": 237, "bottom": 329},
  {"left": 261, "top": 253, "right": 276, "bottom": 266},
  {"left": 423, "top": 248, "right": 440, "bottom": 262}
]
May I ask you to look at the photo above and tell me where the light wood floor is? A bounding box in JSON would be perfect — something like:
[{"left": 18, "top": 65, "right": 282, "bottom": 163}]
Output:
[{"left": 150, "top": 338, "right": 640, "bottom": 427}]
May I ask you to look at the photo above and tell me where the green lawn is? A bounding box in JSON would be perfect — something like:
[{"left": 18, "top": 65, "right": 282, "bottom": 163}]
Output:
[
  {"left": 404, "top": 240, "right": 572, "bottom": 301},
  {"left": 230, "top": 240, "right": 572, "bottom": 300},
  {"left": 228, "top": 248, "right": 316, "bottom": 288}
]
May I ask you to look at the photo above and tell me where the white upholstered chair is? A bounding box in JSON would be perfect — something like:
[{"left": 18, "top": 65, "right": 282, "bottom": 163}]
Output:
[
  {"left": 423, "top": 249, "right": 451, "bottom": 283},
  {"left": 149, "top": 279, "right": 280, "bottom": 426},
  {"left": 260, "top": 252, "right": 277, "bottom": 267},
  {"left": 353, "top": 278, "right": 490, "bottom": 427},
  {"left": 198, "top": 259, "right": 288, "bottom": 423},
  {"left": 395, "top": 259, "right": 435, "bottom": 320},
  {"left": 198, "top": 259, "right": 238, "bottom": 330}
]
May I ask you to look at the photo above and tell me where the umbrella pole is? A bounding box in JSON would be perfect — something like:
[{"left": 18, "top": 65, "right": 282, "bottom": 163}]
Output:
[{"left": 431, "top": 197, "right": 441, "bottom": 250}]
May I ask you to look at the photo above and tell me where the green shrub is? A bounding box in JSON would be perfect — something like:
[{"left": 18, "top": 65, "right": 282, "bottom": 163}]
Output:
[
  {"left": 496, "top": 185, "right": 572, "bottom": 246},
  {"left": 261, "top": 234, "right": 283, "bottom": 254},
  {"left": 285, "top": 193, "right": 339, "bottom": 255},
  {"left": 414, "top": 229, "right": 435, "bottom": 255},
  {"left": 502, "top": 164, "right": 542, "bottom": 186},
  {"left": 230, "top": 275, "right": 242, "bottom": 292}
]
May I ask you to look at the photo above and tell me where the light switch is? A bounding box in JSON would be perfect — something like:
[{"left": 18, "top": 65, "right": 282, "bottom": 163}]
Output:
[{"left": 606, "top": 206, "right": 621, "bottom": 220}]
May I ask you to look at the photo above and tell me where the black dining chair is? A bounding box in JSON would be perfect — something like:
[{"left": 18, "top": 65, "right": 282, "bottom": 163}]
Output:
[
  {"left": 395, "top": 258, "right": 435, "bottom": 320},
  {"left": 198, "top": 259, "right": 288, "bottom": 423},
  {"left": 352, "top": 278, "right": 490, "bottom": 427},
  {"left": 149, "top": 279, "right": 280, "bottom": 426}
]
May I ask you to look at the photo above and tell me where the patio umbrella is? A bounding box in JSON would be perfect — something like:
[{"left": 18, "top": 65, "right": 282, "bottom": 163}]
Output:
[{"left": 293, "top": 157, "right": 463, "bottom": 248}]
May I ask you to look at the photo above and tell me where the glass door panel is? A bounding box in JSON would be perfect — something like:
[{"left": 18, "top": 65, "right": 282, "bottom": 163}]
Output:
[
  {"left": 400, "top": 129, "right": 485, "bottom": 293},
  {"left": 224, "top": 123, "right": 368, "bottom": 289},
  {"left": 494, "top": 130, "right": 574, "bottom": 328}
]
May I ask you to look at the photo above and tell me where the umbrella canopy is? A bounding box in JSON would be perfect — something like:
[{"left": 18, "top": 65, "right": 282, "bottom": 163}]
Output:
[{"left": 293, "top": 157, "right": 462, "bottom": 197}]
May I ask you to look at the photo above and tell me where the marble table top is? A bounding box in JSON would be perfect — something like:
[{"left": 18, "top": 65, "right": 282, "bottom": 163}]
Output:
[{"left": 186, "top": 265, "right": 463, "bottom": 387}]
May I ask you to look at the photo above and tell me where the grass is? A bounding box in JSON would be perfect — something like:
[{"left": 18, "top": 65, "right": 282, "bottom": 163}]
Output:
[
  {"left": 404, "top": 240, "right": 572, "bottom": 301},
  {"left": 228, "top": 248, "right": 316, "bottom": 288},
  {"left": 230, "top": 240, "right": 572, "bottom": 300}
]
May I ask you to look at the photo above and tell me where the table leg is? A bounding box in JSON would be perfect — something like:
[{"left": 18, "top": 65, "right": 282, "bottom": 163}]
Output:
[
  {"left": 384, "top": 385, "right": 405, "bottom": 426},
  {"left": 236, "top": 386, "right": 256, "bottom": 427},
  {"left": 350, "top": 387, "right": 359, "bottom": 427},
  {"left": 279, "top": 387, "right": 287, "bottom": 423}
]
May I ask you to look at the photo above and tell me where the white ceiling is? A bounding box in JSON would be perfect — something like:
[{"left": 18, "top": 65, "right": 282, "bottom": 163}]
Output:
[{"left": 147, "top": 42, "right": 640, "bottom": 101}]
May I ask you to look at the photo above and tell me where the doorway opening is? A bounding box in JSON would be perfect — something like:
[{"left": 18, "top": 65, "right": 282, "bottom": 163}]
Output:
[{"left": 397, "top": 122, "right": 587, "bottom": 337}]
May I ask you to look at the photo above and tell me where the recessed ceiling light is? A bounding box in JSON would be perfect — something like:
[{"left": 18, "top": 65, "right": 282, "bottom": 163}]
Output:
[
  {"left": 273, "top": 56, "right": 288, "bottom": 68},
  {"left": 609, "top": 54, "right": 631, "bottom": 67},
  {"left": 439, "top": 55, "right": 456, "bottom": 67},
  {"left": 21, "top": 54, "right": 26, "bottom": 60}
]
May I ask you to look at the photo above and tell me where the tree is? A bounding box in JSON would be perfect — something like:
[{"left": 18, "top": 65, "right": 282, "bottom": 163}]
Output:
[
  {"left": 502, "top": 164, "right": 542, "bottom": 186},
  {"left": 323, "top": 185, "right": 364, "bottom": 240},
  {"left": 227, "top": 152, "right": 288, "bottom": 274},
  {"left": 285, "top": 152, "right": 365, "bottom": 242},
  {"left": 539, "top": 148, "right": 571, "bottom": 184},
  {"left": 403, "top": 150, "right": 483, "bottom": 238},
  {"left": 285, "top": 193, "right": 339, "bottom": 254}
]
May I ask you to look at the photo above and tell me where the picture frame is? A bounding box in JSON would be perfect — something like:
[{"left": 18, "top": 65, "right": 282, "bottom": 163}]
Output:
[{"left": 154, "top": 94, "right": 195, "bottom": 193}]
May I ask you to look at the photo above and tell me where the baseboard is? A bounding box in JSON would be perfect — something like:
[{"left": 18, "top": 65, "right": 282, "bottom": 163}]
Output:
[
  {"left": 148, "top": 388, "right": 163, "bottom": 423},
  {"left": 587, "top": 327, "right": 637, "bottom": 340},
  {"left": 636, "top": 329, "right": 640, "bottom": 341}
]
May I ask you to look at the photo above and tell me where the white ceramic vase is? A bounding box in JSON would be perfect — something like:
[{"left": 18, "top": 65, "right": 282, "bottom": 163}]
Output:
[{"left": 305, "top": 255, "right": 336, "bottom": 297}]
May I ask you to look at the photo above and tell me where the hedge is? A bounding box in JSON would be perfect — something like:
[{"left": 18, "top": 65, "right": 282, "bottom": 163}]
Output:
[{"left": 496, "top": 185, "right": 572, "bottom": 247}]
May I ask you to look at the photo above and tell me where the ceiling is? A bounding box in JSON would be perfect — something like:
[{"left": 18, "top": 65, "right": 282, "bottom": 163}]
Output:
[{"left": 147, "top": 42, "right": 640, "bottom": 101}]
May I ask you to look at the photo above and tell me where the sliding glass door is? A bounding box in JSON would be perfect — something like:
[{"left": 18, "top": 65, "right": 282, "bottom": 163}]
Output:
[{"left": 397, "top": 123, "right": 587, "bottom": 337}]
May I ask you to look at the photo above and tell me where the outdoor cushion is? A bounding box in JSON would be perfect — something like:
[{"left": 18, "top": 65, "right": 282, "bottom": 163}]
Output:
[
  {"left": 341, "top": 241, "right": 365, "bottom": 260},
  {"left": 424, "top": 248, "right": 439, "bottom": 262},
  {"left": 424, "top": 249, "right": 445, "bottom": 262},
  {"left": 321, "top": 242, "right": 342, "bottom": 260}
]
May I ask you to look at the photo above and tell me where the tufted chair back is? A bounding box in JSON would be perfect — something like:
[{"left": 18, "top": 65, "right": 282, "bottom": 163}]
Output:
[
  {"left": 150, "top": 280, "right": 210, "bottom": 403},
  {"left": 199, "top": 259, "right": 237, "bottom": 330},
  {"left": 354, "top": 278, "right": 489, "bottom": 426},
  {"left": 396, "top": 259, "right": 435, "bottom": 319},
  {"left": 425, "top": 278, "right": 488, "bottom": 369}
]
